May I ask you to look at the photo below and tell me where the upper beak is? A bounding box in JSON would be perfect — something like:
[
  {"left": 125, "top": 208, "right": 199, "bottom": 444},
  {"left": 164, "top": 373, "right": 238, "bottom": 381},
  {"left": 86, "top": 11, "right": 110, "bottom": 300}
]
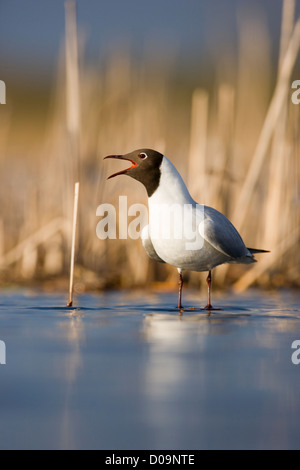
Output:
[{"left": 104, "top": 155, "right": 138, "bottom": 179}]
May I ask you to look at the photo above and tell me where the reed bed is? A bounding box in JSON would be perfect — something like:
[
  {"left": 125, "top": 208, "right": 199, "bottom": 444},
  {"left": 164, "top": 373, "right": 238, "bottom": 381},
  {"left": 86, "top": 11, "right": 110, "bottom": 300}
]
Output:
[{"left": 0, "top": 0, "right": 299, "bottom": 292}]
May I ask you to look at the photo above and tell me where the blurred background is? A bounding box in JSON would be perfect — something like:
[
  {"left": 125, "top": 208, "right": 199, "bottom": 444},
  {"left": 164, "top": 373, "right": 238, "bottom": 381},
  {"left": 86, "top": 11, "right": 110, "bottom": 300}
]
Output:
[{"left": 0, "top": 0, "right": 299, "bottom": 293}]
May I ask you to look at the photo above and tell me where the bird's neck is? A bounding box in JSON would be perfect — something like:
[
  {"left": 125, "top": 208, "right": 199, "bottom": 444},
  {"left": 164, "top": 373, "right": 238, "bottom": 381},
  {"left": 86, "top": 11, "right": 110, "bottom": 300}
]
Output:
[{"left": 148, "top": 156, "right": 194, "bottom": 207}]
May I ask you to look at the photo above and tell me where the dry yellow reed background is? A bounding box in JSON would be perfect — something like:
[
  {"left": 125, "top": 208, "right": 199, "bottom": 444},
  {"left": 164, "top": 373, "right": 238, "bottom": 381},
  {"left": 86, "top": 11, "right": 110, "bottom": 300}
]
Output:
[{"left": 0, "top": 0, "right": 299, "bottom": 292}]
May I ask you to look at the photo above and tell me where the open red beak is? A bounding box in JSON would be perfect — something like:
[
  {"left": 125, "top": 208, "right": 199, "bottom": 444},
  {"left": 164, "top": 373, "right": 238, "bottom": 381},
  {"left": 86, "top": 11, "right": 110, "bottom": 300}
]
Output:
[{"left": 104, "top": 155, "right": 138, "bottom": 179}]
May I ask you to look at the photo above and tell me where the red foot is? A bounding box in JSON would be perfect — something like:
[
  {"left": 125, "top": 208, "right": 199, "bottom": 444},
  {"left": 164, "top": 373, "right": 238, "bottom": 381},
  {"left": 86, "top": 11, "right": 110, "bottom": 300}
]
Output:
[{"left": 203, "top": 304, "right": 222, "bottom": 311}]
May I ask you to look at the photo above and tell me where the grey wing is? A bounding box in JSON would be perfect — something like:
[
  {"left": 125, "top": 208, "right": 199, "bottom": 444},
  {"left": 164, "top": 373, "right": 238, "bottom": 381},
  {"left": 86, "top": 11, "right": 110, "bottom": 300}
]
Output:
[
  {"left": 141, "top": 225, "right": 166, "bottom": 263},
  {"left": 198, "top": 205, "right": 253, "bottom": 260}
]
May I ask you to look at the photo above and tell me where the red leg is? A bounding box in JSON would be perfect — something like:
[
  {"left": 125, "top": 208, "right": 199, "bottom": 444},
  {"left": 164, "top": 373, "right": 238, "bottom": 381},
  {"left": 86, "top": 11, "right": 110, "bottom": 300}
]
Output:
[
  {"left": 177, "top": 269, "right": 183, "bottom": 309},
  {"left": 204, "top": 270, "right": 213, "bottom": 310}
]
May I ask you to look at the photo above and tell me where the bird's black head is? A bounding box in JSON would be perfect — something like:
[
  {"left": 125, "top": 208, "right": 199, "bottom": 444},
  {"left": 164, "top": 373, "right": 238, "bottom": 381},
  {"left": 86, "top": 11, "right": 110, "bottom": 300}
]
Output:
[{"left": 104, "top": 148, "right": 163, "bottom": 197}]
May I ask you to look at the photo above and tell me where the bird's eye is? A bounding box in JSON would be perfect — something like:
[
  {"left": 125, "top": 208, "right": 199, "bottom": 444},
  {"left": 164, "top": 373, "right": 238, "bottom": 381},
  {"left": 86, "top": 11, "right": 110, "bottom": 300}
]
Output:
[{"left": 139, "top": 152, "right": 147, "bottom": 160}]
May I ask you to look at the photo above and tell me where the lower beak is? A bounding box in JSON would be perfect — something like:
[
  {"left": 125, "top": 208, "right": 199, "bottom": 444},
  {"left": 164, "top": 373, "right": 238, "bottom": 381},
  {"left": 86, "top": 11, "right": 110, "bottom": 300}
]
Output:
[{"left": 104, "top": 155, "right": 137, "bottom": 179}]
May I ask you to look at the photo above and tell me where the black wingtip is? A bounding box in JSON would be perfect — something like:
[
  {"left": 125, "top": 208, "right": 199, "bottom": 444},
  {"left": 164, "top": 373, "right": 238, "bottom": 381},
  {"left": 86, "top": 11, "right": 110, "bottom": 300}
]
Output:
[{"left": 247, "top": 248, "right": 270, "bottom": 254}]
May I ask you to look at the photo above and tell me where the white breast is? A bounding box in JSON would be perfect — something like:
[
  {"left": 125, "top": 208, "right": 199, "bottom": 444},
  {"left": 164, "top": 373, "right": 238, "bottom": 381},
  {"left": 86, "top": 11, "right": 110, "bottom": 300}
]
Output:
[
  {"left": 144, "top": 156, "right": 251, "bottom": 272},
  {"left": 147, "top": 157, "right": 220, "bottom": 271}
]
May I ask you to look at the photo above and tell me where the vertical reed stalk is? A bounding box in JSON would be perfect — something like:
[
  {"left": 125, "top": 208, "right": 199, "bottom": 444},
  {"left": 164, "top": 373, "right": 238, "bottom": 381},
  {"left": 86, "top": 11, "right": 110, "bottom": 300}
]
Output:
[
  {"left": 188, "top": 89, "right": 209, "bottom": 203},
  {"left": 232, "top": 19, "right": 300, "bottom": 231},
  {"left": 279, "top": 0, "right": 296, "bottom": 71},
  {"left": 67, "top": 182, "right": 80, "bottom": 307},
  {"left": 65, "top": 0, "right": 80, "bottom": 157},
  {"left": 262, "top": 0, "right": 295, "bottom": 249},
  {"left": 65, "top": 0, "right": 81, "bottom": 304}
]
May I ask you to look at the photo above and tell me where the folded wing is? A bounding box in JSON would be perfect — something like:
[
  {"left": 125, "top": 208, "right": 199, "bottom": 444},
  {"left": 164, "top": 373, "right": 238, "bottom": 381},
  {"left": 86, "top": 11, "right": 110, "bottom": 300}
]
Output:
[{"left": 198, "top": 206, "right": 254, "bottom": 261}]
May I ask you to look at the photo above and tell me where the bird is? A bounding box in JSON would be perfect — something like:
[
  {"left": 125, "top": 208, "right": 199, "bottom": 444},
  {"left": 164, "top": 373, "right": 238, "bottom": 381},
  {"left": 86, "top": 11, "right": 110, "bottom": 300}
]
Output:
[{"left": 105, "top": 148, "right": 268, "bottom": 310}]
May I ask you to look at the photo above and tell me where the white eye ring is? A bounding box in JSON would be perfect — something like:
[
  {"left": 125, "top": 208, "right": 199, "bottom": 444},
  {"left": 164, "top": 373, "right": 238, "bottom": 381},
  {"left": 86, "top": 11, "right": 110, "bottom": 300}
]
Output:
[{"left": 139, "top": 152, "right": 148, "bottom": 159}]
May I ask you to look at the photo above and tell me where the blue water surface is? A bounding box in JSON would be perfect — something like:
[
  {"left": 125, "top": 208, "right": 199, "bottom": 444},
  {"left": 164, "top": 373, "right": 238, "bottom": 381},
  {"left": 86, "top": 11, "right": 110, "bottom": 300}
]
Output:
[{"left": 0, "top": 288, "right": 299, "bottom": 450}]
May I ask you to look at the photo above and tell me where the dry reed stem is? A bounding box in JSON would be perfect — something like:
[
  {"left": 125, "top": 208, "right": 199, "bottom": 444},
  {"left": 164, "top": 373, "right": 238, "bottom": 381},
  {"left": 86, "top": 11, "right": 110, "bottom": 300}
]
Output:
[
  {"left": 0, "top": 219, "right": 4, "bottom": 258},
  {"left": 279, "top": 0, "right": 296, "bottom": 71},
  {"left": 188, "top": 89, "right": 209, "bottom": 203},
  {"left": 211, "top": 84, "right": 235, "bottom": 285},
  {"left": 65, "top": 0, "right": 80, "bottom": 138},
  {"left": 262, "top": 0, "right": 295, "bottom": 249},
  {"left": 232, "top": 18, "right": 300, "bottom": 231},
  {"left": 67, "top": 182, "right": 80, "bottom": 307},
  {"left": 65, "top": 0, "right": 81, "bottom": 242},
  {"left": 0, "top": 218, "right": 69, "bottom": 267},
  {"left": 214, "top": 83, "right": 235, "bottom": 212},
  {"left": 263, "top": 128, "right": 287, "bottom": 249},
  {"left": 231, "top": 6, "right": 299, "bottom": 291},
  {"left": 232, "top": 226, "right": 300, "bottom": 292},
  {"left": 65, "top": 0, "right": 81, "bottom": 304}
]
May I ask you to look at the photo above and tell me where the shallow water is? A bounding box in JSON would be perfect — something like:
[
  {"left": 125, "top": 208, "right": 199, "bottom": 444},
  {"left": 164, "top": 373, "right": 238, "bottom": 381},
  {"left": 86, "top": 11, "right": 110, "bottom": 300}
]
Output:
[{"left": 0, "top": 288, "right": 299, "bottom": 450}]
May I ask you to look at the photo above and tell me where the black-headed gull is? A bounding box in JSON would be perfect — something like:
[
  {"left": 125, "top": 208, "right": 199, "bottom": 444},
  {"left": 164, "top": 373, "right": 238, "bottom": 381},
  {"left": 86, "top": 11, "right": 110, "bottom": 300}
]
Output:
[{"left": 105, "top": 149, "right": 268, "bottom": 310}]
